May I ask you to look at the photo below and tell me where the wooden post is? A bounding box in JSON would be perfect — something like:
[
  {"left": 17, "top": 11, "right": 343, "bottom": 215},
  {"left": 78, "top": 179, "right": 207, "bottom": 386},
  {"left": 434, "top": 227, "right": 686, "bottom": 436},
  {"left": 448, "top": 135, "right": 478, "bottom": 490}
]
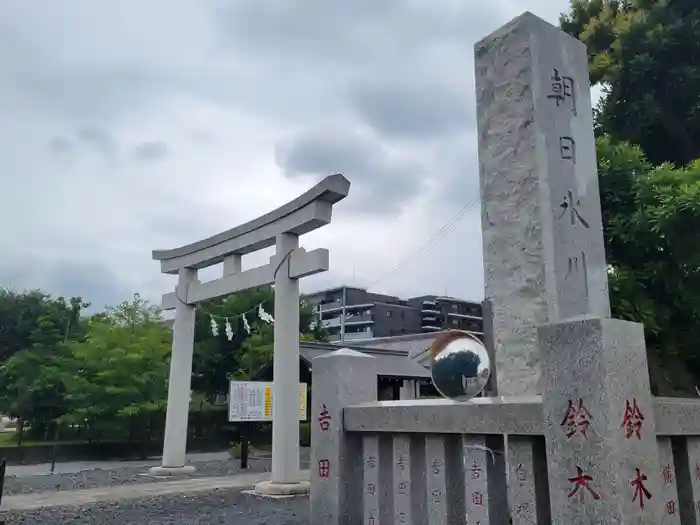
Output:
[
  {"left": 240, "top": 423, "right": 250, "bottom": 470},
  {"left": 0, "top": 458, "right": 6, "bottom": 509}
]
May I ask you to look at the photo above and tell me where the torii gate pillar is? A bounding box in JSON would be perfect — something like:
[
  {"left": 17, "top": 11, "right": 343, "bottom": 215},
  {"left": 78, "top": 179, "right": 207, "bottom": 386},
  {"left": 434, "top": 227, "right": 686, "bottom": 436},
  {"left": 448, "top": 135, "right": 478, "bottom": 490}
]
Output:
[{"left": 271, "top": 232, "right": 300, "bottom": 483}]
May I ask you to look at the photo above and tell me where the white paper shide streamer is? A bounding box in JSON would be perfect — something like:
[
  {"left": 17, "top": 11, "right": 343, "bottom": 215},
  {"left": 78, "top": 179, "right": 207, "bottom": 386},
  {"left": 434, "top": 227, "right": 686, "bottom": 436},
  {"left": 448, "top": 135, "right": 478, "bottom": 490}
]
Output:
[
  {"left": 258, "top": 304, "right": 274, "bottom": 324},
  {"left": 205, "top": 301, "right": 272, "bottom": 339}
]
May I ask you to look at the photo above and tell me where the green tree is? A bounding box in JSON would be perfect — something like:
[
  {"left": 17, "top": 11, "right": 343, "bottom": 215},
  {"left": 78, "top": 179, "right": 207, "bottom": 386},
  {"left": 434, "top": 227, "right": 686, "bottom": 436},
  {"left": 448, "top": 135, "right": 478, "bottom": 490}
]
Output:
[
  {"left": 0, "top": 292, "right": 87, "bottom": 440},
  {"left": 561, "top": 0, "right": 700, "bottom": 166},
  {"left": 596, "top": 137, "right": 700, "bottom": 394},
  {"left": 59, "top": 294, "right": 171, "bottom": 441},
  {"left": 0, "top": 289, "right": 87, "bottom": 364}
]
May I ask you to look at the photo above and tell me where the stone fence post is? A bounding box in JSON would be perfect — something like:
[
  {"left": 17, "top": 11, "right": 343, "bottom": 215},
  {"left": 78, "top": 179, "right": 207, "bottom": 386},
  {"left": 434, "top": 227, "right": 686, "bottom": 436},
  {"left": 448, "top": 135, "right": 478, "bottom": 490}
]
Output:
[
  {"left": 539, "top": 317, "right": 662, "bottom": 524},
  {"left": 310, "top": 349, "right": 378, "bottom": 525}
]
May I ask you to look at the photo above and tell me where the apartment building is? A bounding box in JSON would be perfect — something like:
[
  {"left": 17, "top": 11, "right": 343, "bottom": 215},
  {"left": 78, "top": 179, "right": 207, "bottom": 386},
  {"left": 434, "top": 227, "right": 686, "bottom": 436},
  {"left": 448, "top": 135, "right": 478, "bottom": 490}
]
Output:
[
  {"left": 304, "top": 286, "right": 483, "bottom": 342},
  {"left": 405, "top": 295, "right": 484, "bottom": 336}
]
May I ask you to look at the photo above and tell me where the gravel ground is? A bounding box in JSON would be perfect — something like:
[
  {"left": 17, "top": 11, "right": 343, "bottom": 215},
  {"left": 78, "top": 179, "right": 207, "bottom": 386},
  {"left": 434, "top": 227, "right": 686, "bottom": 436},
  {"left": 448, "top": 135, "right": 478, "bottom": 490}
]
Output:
[
  {"left": 3, "top": 453, "right": 311, "bottom": 496},
  {"left": 1, "top": 488, "right": 309, "bottom": 524},
  {"left": 2, "top": 458, "right": 272, "bottom": 496}
]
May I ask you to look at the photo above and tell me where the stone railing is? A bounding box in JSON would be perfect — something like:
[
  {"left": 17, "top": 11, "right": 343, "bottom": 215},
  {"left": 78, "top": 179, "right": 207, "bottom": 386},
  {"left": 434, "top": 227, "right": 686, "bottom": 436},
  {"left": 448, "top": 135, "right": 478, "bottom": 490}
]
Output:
[{"left": 310, "top": 349, "right": 700, "bottom": 524}]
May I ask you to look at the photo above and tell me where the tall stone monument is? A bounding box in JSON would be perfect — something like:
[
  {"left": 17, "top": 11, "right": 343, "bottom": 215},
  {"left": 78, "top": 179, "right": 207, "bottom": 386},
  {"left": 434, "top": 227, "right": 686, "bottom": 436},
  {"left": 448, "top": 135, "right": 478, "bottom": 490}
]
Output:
[
  {"left": 476, "top": 12, "right": 610, "bottom": 397},
  {"left": 476, "top": 12, "right": 662, "bottom": 523}
]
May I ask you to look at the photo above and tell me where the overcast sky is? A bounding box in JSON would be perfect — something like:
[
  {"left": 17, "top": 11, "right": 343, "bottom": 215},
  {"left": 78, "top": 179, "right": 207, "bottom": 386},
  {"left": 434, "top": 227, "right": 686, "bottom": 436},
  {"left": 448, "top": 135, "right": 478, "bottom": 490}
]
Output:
[{"left": 0, "top": 0, "right": 575, "bottom": 311}]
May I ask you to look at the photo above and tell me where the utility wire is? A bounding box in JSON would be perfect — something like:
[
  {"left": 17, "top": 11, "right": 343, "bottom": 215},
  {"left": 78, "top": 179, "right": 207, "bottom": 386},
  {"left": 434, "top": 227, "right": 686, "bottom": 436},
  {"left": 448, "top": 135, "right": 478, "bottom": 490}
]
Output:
[{"left": 367, "top": 193, "right": 481, "bottom": 289}]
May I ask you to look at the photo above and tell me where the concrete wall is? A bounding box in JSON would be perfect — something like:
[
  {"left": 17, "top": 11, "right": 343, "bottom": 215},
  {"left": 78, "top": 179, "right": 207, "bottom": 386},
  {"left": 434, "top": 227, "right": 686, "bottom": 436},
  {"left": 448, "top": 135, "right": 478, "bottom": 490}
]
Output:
[{"left": 371, "top": 302, "right": 422, "bottom": 337}]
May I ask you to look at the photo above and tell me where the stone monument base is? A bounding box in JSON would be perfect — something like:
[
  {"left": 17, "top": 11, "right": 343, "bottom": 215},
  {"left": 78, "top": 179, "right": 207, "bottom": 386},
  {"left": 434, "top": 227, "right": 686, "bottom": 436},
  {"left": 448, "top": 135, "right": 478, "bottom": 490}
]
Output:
[
  {"left": 148, "top": 465, "right": 197, "bottom": 476},
  {"left": 252, "top": 480, "right": 310, "bottom": 498}
]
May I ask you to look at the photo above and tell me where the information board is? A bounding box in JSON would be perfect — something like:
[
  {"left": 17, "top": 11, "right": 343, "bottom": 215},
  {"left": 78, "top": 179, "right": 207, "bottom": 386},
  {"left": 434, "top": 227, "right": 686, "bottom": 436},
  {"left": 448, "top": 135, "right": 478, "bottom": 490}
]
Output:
[{"left": 228, "top": 381, "right": 308, "bottom": 422}]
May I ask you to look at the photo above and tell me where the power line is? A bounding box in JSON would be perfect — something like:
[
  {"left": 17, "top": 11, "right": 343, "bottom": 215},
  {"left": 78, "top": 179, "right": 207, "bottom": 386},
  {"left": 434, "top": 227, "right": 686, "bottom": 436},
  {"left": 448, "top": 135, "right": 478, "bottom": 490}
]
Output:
[{"left": 367, "top": 194, "right": 481, "bottom": 289}]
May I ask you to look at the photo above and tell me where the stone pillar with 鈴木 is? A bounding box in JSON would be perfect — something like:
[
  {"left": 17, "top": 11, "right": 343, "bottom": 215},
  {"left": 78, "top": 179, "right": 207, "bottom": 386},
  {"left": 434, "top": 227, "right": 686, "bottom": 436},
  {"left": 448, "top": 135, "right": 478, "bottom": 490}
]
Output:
[{"left": 539, "top": 317, "right": 663, "bottom": 524}]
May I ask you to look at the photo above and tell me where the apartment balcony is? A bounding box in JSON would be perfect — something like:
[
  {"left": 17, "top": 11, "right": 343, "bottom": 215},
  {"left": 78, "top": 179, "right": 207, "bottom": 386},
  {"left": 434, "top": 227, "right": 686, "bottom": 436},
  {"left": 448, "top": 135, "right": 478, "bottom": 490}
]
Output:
[
  {"left": 319, "top": 302, "right": 343, "bottom": 314},
  {"left": 321, "top": 317, "right": 342, "bottom": 328},
  {"left": 421, "top": 308, "right": 441, "bottom": 315},
  {"left": 422, "top": 315, "right": 438, "bottom": 322},
  {"left": 344, "top": 312, "right": 374, "bottom": 325},
  {"left": 346, "top": 303, "right": 374, "bottom": 311},
  {"left": 319, "top": 302, "right": 374, "bottom": 314},
  {"left": 321, "top": 313, "right": 374, "bottom": 329},
  {"left": 446, "top": 311, "right": 482, "bottom": 321},
  {"left": 421, "top": 325, "right": 442, "bottom": 331}
]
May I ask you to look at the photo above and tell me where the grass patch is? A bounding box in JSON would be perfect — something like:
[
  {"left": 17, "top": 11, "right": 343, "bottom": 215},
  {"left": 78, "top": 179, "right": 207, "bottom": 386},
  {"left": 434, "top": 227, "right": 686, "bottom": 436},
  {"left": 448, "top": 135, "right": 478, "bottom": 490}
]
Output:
[
  {"left": 0, "top": 432, "right": 93, "bottom": 448},
  {"left": 0, "top": 432, "right": 18, "bottom": 446}
]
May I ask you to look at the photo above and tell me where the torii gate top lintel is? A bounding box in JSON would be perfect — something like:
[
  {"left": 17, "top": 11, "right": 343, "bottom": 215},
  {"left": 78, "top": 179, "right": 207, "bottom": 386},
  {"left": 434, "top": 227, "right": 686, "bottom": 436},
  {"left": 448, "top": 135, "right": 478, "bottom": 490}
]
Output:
[
  {"left": 153, "top": 173, "right": 349, "bottom": 275},
  {"left": 156, "top": 173, "right": 351, "bottom": 310}
]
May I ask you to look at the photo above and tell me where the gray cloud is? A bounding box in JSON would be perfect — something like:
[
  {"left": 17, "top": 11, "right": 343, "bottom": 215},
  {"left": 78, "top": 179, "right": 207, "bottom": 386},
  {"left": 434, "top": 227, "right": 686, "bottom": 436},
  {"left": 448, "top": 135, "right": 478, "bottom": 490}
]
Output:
[
  {"left": 49, "top": 137, "right": 73, "bottom": 155},
  {"left": 431, "top": 133, "right": 482, "bottom": 209},
  {"left": 134, "top": 141, "right": 170, "bottom": 163},
  {"left": 275, "top": 127, "right": 425, "bottom": 214},
  {"left": 76, "top": 125, "right": 117, "bottom": 158},
  {"left": 214, "top": 1, "right": 512, "bottom": 68},
  {"left": 0, "top": 258, "right": 132, "bottom": 313},
  {"left": 349, "top": 79, "right": 472, "bottom": 140},
  {"left": 0, "top": 0, "right": 571, "bottom": 309}
]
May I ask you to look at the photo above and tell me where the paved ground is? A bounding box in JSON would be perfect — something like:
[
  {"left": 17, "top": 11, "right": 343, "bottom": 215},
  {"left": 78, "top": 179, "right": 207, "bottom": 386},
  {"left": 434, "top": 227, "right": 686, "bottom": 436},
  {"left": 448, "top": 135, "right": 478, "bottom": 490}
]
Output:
[{"left": 5, "top": 451, "right": 231, "bottom": 477}]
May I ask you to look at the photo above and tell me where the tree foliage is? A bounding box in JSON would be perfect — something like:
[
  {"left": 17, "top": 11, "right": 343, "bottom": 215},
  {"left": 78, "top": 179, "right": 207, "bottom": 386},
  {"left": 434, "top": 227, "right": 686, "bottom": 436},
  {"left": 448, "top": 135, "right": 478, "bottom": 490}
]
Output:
[
  {"left": 59, "top": 294, "right": 171, "bottom": 439},
  {"left": 597, "top": 137, "right": 700, "bottom": 394},
  {"left": 0, "top": 282, "right": 327, "bottom": 442},
  {"left": 0, "top": 293, "right": 171, "bottom": 441},
  {"left": 560, "top": 0, "right": 700, "bottom": 393},
  {"left": 431, "top": 349, "right": 484, "bottom": 399},
  {"left": 0, "top": 291, "right": 88, "bottom": 436},
  {"left": 561, "top": 0, "right": 700, "bottom": 166},
  {"left": 0, "top": 289, "right": 87, "bottom": 363}
]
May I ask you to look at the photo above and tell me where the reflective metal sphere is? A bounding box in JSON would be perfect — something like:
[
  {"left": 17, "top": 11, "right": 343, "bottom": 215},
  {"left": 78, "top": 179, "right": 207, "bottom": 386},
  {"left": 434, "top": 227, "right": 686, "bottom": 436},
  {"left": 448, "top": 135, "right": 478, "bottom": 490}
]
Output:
[{"left": 430, "top": 331, "right": 491, "bottom": 401}]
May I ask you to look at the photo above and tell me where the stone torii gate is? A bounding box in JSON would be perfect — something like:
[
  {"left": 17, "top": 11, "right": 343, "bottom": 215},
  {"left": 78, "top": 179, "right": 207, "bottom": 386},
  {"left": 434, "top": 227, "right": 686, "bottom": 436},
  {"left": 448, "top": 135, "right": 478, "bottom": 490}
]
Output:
[{"left": 150, "top": 174, "right": 350, "bottom": 495}]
